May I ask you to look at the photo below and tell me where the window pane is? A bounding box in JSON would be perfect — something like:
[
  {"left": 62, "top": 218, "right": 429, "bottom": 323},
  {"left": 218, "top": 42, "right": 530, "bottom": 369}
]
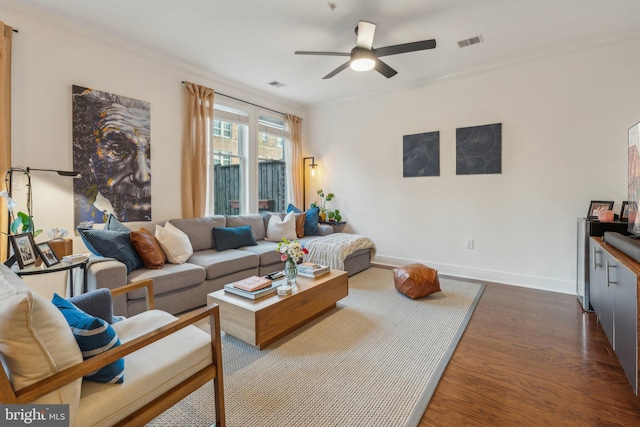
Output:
[
  {"left": 259, "top": 130, "right": 286, "bottom": 212},
  {"left": 213, "top": 121, "right": 246, "bottom": 215}
]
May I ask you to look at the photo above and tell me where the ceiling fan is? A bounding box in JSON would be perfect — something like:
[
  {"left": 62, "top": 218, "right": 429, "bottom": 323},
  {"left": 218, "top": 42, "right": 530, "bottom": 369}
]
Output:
[{"left": 295, "top": 21, "right": 436, "bottom": 79}]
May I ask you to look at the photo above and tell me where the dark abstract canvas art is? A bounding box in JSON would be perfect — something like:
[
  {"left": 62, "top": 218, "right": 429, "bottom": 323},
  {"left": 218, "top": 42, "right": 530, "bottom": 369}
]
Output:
[
  {"left": 456, "top": 123, "right": 502, "bottom": 175},
  {"left": 403, "top": 131, "right": 440, "bottom": 177}
]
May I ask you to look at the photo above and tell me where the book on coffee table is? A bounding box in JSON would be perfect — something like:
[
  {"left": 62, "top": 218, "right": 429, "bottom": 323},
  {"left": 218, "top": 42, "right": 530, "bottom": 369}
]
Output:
[
  {"left": 232, "top": 275, "right": 272, "bottom": 292},
  {"left": 224, "top": 281, "right": 280, "bottom": 300},
  {"left": 298, "top": 264, "right": 330, "bottom": 278}
]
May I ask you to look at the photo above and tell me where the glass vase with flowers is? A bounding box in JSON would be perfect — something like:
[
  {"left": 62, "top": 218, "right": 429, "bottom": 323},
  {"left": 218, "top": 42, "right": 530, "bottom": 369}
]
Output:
[{"left": 276, "top": 238, "right": 308, "bottom": 285}]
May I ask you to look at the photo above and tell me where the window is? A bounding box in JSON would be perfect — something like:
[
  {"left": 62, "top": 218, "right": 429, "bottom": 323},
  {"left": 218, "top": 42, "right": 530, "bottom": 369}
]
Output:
[
  {"left": 213, "top": 120, "right": 232, "bottom": 138},
  {"left": 209, "top": 99, "right": 287, "bottom": 215},
  {"left": 214, "top": 151, "right": 232, "bottom": 166}
]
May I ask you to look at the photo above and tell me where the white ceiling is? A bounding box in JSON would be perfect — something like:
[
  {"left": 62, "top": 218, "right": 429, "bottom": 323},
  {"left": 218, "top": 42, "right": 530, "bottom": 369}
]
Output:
[{"left": 6, "top": 0, "right": 640, "bottom": 107}]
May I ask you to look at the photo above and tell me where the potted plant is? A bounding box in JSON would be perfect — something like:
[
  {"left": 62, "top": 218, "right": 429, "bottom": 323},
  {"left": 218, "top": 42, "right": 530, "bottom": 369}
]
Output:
[
  {"left": 0, "top": 191, "right": 42, "bottom": 238},
  {"left": 314, "top": 189, "right": 334, "bottom": 221},
  {"left": 327, "top": 209, "right": 342, "bottom": 222}
]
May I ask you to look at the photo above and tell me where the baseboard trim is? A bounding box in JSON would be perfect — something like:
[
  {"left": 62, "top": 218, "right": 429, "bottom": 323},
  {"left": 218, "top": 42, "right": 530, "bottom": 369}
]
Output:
[{"left": 372, "top": 256, "right": 575, "bottom": 295}]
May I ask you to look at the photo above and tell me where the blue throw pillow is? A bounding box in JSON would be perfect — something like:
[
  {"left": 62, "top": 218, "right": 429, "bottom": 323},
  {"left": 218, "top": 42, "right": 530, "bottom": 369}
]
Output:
[
  {"left": 78, "top": 214, "right": 144, "bottom": 273},
  {"left": 213, "top": 225, "right": 258, "bottom": 251},
  {"left": 52, "top": 293, "right": 125, "bottom": 384},
  {"left": 287, "top": 204, "right": 319, "bottom": 235},
  {"left": 304, "top": 207, "right": 320, "bottom": 236},
  {"left": 104, "top": 214, "right": 130, "bottom": 233},
  {"left": 78, "top": 228, "right": 144, "bottom": 273}
]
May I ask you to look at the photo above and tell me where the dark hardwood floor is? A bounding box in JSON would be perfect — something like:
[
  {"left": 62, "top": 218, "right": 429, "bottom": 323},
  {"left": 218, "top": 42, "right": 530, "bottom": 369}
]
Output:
[{"left": 420, "top": 281, "right": 640, "bottom": 426}]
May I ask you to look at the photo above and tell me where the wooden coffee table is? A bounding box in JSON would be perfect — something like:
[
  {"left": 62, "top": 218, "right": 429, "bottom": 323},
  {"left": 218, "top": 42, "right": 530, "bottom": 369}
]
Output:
[{"left": 207, "top": 270, "right": 348, "bottom": 349}]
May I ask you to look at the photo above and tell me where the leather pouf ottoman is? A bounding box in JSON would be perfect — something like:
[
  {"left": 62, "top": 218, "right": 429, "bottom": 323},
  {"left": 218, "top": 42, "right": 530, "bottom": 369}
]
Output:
[{"left": 392, "top": 263, "right": 441, "bottom": 299}]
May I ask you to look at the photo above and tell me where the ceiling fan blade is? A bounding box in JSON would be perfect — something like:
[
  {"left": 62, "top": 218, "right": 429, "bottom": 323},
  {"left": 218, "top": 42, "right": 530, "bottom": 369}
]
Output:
[
  {"left": 323, "top": 61, "right": 351, "bottom": 79},
  {"left": 356, "top": 21, "right": 376, "bottom": 50},
  {"left": 375, "top": 39, "right": 436, "bottom": 57},
  {"left": 295, "top": 51, "right": 350, "bottom": 56},
  {"left": 374, "top": 59, "right": 397, "bottom": 79}
]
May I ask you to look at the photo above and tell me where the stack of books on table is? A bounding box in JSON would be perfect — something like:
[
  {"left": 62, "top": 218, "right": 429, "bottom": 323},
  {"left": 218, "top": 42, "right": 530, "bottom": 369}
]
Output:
[
  {"left": 297, "top": 262, "right": 330, "bottom": 278},
  {"left": 224, "top": 276, "right": 278, "bottom": 300}
]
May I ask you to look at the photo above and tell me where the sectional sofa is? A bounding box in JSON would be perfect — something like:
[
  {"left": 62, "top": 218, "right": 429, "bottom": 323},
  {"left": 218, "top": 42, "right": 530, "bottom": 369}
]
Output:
[{"left": 84, "top": 214, "right": 373, "bottom": 317}]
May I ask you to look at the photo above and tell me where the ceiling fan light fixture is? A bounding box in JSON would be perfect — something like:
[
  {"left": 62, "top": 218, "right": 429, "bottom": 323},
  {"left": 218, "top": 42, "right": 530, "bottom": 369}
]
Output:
[
  {"left": 351, "top": 58, "right": 375, "bottom": 71},
  {"left": 350, "top": 48, "right": 375, "bottom": 71}
]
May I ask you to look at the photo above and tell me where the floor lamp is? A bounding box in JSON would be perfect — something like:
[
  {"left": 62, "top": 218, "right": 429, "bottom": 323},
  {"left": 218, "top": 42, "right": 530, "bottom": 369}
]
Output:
[
  {"left": 3, "top": 167, "right": 81, "bottom": 266},
  {"left": 302, "top": 157, "right": 317, "bottom": 210}
]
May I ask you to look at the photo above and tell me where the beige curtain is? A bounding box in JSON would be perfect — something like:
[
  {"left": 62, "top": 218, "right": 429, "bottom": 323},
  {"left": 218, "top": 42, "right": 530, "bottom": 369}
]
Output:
[
  {"left": 285, "top": 114, "right": 303, "bottom": 208},
  {"left": 0, "top": 22, "right": 12, "bottom": 261},
  {"left": 182, "top": 82, "right": 214, "bottom": 218}
]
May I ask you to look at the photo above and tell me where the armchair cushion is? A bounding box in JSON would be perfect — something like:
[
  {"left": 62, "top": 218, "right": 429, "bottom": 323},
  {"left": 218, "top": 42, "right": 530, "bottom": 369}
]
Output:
[
  {"left": 52, "top": 294, "right": 125, "bottom": 384},
  {"left": 0, "top": 265, "right": 82, "bottom": 418},
  {"left": 75, "top": 310, "right": 214, "bottom": 427}
]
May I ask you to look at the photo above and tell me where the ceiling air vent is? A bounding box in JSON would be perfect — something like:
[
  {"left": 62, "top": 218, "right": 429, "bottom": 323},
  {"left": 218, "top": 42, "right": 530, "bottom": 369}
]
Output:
[
  {"left": 458, "top": 35, "right": 483, "bottom": 48},
  {"left": 268, "top": 81, "right": 286, "bottom": 88}
]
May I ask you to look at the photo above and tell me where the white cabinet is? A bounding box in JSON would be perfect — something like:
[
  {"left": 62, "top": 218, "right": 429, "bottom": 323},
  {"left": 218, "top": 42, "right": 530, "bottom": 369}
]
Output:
[{"left": 589, "top": 237, "right": 638, "bottom": 394}]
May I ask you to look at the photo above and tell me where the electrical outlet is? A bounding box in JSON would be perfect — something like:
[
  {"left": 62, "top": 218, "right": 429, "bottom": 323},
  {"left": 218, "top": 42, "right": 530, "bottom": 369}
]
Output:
[{"left": 465, "top": 238, "right": 474, "bottom": 249}]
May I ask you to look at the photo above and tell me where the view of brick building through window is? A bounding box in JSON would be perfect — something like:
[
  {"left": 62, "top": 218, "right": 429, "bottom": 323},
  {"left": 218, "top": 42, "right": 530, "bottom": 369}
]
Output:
[{"left": 213, "top": 120, "right": 284, "bottom": 164}]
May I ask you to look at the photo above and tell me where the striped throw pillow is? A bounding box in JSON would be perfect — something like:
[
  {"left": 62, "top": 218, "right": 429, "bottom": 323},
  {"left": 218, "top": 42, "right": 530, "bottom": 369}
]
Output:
[{"left": 52, "top": 294, "right": 125, "bottom": 383}]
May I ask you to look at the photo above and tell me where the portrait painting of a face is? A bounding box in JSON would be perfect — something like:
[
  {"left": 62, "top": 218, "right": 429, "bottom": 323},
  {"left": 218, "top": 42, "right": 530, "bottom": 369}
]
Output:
[{"left": 72, "top": 85, "right": 151, "bottom": 225}]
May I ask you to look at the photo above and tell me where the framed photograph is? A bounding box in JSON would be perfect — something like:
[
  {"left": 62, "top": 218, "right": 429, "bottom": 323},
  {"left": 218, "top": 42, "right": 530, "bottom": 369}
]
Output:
[
  {"left": 36, "top": 242, "right": 60, "bottom": 267},
  {"left": 9, "top": 233, "right": 38, "bottom": 269},
  {"left": 587, "top": 200, "right": 614, "bottom": 219},
  {"left": 621, "top": 201, "right": 630, "bottom": 221}
]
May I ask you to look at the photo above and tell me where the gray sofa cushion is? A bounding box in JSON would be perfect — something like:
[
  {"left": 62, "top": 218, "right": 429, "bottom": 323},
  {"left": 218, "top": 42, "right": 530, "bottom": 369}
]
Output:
[
  {"left": 126, "top": 263, "right": 207, "bottom": 299},
  {"left": 239, "top": 240, "right": 282, "bottom": 266},
  {"left": 226, "top": 214, "right": 266, "bottom": 241},
  {"left": 188, "top": 249, "right": 259, "bottom": 280},
  {"left": 170, "top": 217, "right": 226, "bottom": 251}
]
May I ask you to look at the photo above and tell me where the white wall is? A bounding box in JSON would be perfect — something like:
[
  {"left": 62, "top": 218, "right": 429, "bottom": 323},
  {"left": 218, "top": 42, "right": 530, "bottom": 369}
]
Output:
[
  {"left": 1, "top": 6, "right": 305, "bottom": 250},
  {"left": 306, "top": 38, "right": 640, "bottom": 294}
]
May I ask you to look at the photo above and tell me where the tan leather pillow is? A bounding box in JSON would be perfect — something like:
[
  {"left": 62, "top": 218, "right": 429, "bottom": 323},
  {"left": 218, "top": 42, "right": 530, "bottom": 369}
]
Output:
[
  {"left": 295, "top": 213, "right": 306, "bottom": 238},
  {"left": 392, "top": 263, "right": 441, "bottom": 299},
  {"left": 131, "top": 228, "right": 166, "bottom": 269}
]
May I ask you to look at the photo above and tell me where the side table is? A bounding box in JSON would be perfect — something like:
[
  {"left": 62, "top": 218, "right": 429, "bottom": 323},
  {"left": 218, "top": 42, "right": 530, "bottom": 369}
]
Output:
[
  {"left": 14, "top": 257, "right": 89, "bottom": 297},
  {"left": 319, "top": 221, "right": 347, "bottom": 233}
]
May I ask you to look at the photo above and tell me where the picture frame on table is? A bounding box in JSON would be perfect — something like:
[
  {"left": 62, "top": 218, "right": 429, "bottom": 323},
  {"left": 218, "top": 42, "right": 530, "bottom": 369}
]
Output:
[
  {"left": 9, "top": 233, "right": 38, "bottom": 269},
  {"left": 620, "top": 201, "right": 630, "bottom": 221},
  {"left": 36, "top": 241, "right": 60, "bottom": 267},
  {"left": 587, "top": 200, "right": 614, "bottom": 219}
]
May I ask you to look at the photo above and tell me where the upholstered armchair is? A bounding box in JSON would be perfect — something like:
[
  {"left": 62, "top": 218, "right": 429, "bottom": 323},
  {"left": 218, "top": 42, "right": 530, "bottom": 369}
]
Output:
[{"left": 0, "top": 264, "right": 225, "bottom": 426}]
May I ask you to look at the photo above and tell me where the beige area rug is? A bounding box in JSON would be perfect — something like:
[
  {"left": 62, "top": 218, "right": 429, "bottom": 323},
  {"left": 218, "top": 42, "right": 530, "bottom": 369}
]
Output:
[{"left": 147, "top": 268, "right": 484, "bottom": 427}]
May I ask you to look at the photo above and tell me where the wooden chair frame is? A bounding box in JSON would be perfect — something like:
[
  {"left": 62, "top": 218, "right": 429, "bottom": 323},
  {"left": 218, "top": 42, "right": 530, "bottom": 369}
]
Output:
[{"left": 0, "top": 279, "right": 225, "bottom": 426}]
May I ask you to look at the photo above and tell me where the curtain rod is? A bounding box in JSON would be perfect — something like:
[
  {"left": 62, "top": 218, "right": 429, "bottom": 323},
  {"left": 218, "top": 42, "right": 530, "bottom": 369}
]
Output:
[{"left": 181, "top": 81, "right": 285, "bottom": 116}]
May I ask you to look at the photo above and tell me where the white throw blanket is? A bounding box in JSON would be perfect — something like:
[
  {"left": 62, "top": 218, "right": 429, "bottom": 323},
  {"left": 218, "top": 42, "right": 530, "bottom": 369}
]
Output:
[{"left": 304, "top": 233, "right": 376, "bottom": 271}]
